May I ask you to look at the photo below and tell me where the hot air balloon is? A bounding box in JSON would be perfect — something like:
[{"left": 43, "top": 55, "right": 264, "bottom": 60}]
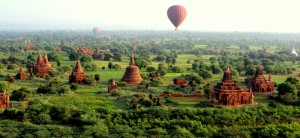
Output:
[
  {"left": 167, "top": 5, "right": 187, "bottom": 30},
  {"left": 92, "top": 27, "right": 100, "bottom": 35}
]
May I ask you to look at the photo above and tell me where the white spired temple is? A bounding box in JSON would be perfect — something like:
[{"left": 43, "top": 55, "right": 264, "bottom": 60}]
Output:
[{"left": 292, "top": 47, "right": 298, "bottom": 56}]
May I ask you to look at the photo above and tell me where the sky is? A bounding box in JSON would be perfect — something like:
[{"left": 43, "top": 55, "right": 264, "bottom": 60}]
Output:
[{"left": 1, "top": 0, "right": 300, "bottom": 32}]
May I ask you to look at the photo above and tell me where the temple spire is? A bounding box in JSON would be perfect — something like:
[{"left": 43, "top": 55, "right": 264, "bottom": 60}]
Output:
[
  {"left": 256, "top": 65, "right": 263, "bottom": 76},
  {"left": 222, "top": 66, "right": 233, "bottom": 83},
  {"left": 37, "top": 53, "right": 43, "bottom": 63},
  {"left": 111, "top": 78, "right": 116, "bottom": 86},
  {"left": 130, "top": 54, "right": 135, "bottom": 66},
  {"left": 268, "top": 74, "right": 272, "bottom": 81},
  {"left": 74, "top": 59, "right": 83, "bottom": 72},
  {"left": 43, "top": 53, "right": 49, "bottom": 64}
]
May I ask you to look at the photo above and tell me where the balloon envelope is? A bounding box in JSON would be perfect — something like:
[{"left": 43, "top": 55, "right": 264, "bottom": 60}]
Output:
[
  {"left": 92, "top": 27, "right": 100, "bottom": 35},
  {"left": 167, "top": 5, "right": 187, "bottom": 30}
]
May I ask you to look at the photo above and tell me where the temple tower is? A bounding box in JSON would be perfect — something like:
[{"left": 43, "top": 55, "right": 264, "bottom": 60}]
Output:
[{"left": 121, "top": 54, "right": 143, "bottom": 85}]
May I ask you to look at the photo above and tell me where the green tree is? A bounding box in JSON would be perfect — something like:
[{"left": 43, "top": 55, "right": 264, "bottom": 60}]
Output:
[
  {"left": 158, "top": 63, "right": 168, "bottom": 76},
  {"left": 135, "top": 59, "right": 150, "bottom": 69},
  {"left": 10, "top": 87, "right": 31, "bottom": 101},
  {"left": 108, "top": 62, "right": 113, "bottom": 70},
  {"left": 146, "top": 66, "right": 156, "bottom": 72},
  {"left": 0, "top": 81, "right": 8, "bottom": 92},
  {"left": 112, "top": 64, "right": 121, "bottom": 70},
  {"left": 80, "top": 55, "right": 93, "bottom": 63},
  {"left": 285, "top": 77, "right": 299, "bottom": 85},
  {"left": 94, "top": 74, "right": 100, "bottom": 82},
  {"left": 172, "top": 66, "right": 184, "bottom": 73},
  {"left": 198, "top": 69, "right": 212, "bottom": 79},
  {"left": 277, "top": 82, "right": 297, "bottom": 98},
  {"left": 210, "top": 64, "right": 222, "bottom": 74},
  {"left": 69, "top": 52, "right": 81, "bottom": 61}
]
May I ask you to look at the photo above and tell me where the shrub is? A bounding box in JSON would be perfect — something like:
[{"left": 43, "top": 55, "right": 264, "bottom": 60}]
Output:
[
  {"left": 172, "top": 66, "right": 184, "bottom": 73},
  {"left": 84, "top": 78, "right": 96, "bottom": 86},
  {"left": 146, "top": 66, "right": 156, "bottom": 72},
  {"left": 70, "top": 83, "right": 78, "bottom": 90},
  {"left": 48, "top": 70, "right": 58, "bottom": 77},
  {"left": 11, "top": 87, "right": 32, "bottom": 101},
  {"left": 7, "top": 64, "right": 18, "bottom": 70}
]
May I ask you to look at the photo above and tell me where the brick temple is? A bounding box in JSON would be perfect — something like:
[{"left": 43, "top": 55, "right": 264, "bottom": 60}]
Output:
[
  {"left": 212, "top": 66, "right": 253, "bottom": 106},
  {"left": 248, "top": 65, "right": 274, "bottom": 92},
  {"left": 18, "top": 67, "right": 28, "bottom": 80},
  {"left": 0, "top": 90, "right": 11, "bottom": 108},
  {"left": 33, "top": 54, "right": 52, "bottom": 78},
  {"left": 75, "top": 44, "right": 94, "bottom": 55},
  {"left": 92, "top": 47, "right": 103, "bottom": 59},
  {"left": 121, "top": 54, "right": 143, "bottom": 85},
  {"left": 69, "top": 59, "right": 86, "bottom": 84}
]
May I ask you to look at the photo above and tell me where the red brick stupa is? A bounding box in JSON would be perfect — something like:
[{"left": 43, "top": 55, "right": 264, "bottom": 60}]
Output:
[
  {"left": 69, "top": 59, "right": 86, "bottom": 84},
  {"left": 212, "top": 66, "right": 253, "bottom": 106},
  {"left": 18, "top": 67, "right": 28, "bottom": 80},
  {"left": 33, "top": 54, "right": 52, "bottom": 78},
  {"left": 248, "top": 65, "right": 274, "bottom": 92},
  {"left": 121, "top": 54, "right": 143, "bottom": 85},
  {"left": 0, "top": 90, "right": 11, "bottom": 108}
]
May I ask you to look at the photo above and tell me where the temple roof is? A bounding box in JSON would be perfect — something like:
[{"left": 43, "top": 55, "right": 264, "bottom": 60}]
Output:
[
  {"left": 111, "top": 78, "right": 116, "bottom": 86},
  {"left": 37, "top": 54, "right": 43, "bottom": 63},
  {"left": 130, "top": 54, "right": 135, "bottom": 66},
  {"left": 222, "top": 66, "right": 234, "bottom": 83},
  {"left": 74, "top": 59, "right": 83, "bottom": 73},
  {"left": 43, "top": 54, "right": 49, "bottom": 64},
  {"left": 121, "top": 54, "right": 143, "bottom": 85},
  {"left": 255, "top": 65, "right": 263, "bottom": 76}
]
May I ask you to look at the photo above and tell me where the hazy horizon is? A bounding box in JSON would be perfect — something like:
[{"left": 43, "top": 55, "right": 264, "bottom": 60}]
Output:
[{"left": 1, "top": 0, "right": 300, "bottom": 33}]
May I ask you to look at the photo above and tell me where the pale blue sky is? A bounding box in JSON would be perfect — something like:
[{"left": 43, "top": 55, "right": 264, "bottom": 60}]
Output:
[{"left": 1, "top": 0, "right": 300, "bottom": 32}]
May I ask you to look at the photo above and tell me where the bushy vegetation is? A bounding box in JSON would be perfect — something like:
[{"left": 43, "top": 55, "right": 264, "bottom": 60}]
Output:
[{"left": 1, "top": 31, "right": 300, "bottom": 137}]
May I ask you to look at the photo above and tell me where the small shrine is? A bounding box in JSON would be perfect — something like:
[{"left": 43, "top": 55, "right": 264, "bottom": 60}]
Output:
[
  {"left": 33, "top": 54, "right": 52, "bottom": 78},
  {"left": 69, "top": 59, "right": 86, "bottom": 84},
  {"left": 108, "top": 78, "right": 119, "bottom": 92},
  {"left": 17, "top": 67, "right": 28, "bottom": 80},
  {"left": 149, "top": 72, "right": 159, "bottom": 78},
  {"left": 121, "top": 54, "right": 143, "bottom": 85},
  {"left": 212, "top": 66, "right": 253, "bottom": 106},
  {"left": 75, "top": 44, "right": 94, "bottom": 55},
  {"left": 92, "top": 47, "right": 103, "bottom": 59},
  {"left": 6, "top": 75, "right": 14, "bottom": 83},
  {"left": 248, "top": 65, "right": 274, "bottom": 92},
  {"left": 0, "top": 90, "right": 11, "bottom": 108},
  {"left": 173, "top": 78, "right": 187, "bottom": 85}
]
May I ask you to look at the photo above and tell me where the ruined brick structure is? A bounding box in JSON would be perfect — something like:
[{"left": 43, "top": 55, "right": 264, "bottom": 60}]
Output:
[
  {"left": 6, "top": 75, "right": 14, "bottom": 83},
  {"left": 33, "top": 54, "right": 52, "bottom": 78},
  {"left": 18, "top": 67, "right": 28, "bottom": 80},
  {"left": 121, "top": 54, "right": 143, "bottom": 85},
  {"left": 69, "top": 59, "right": 86, "bottom": 84},
  {"left": 173, "top": 78, "right": 187, "bottom": 85},
  {"left": 56, "top": 47, "right": 62, "bottom": 52},
  {"left": 29, "top": 68, "right": 34, "bottom": 78},
  {"left": 25, "top": 40, "right": 34, "bottom": 51},
  {"left": 92, "top": 47, "right": 103, "bottom": 59},
  {"left": 212, "top": 66, "right": 253, "bottom": 106},
  {"left": 108, "top": 78, "right": 119, "bottom": 92},
  {"left": 0, "top": 90, "right": 11, "bottom": 108},
  {"left": 248, "top": 65, "right": 274, "bottom": 92},
  {"left": 75, "top": 44, "right": 94, "bottom": 55},
  {"left": 149, "top": 72, "right": 159, "bottom": 78}
]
